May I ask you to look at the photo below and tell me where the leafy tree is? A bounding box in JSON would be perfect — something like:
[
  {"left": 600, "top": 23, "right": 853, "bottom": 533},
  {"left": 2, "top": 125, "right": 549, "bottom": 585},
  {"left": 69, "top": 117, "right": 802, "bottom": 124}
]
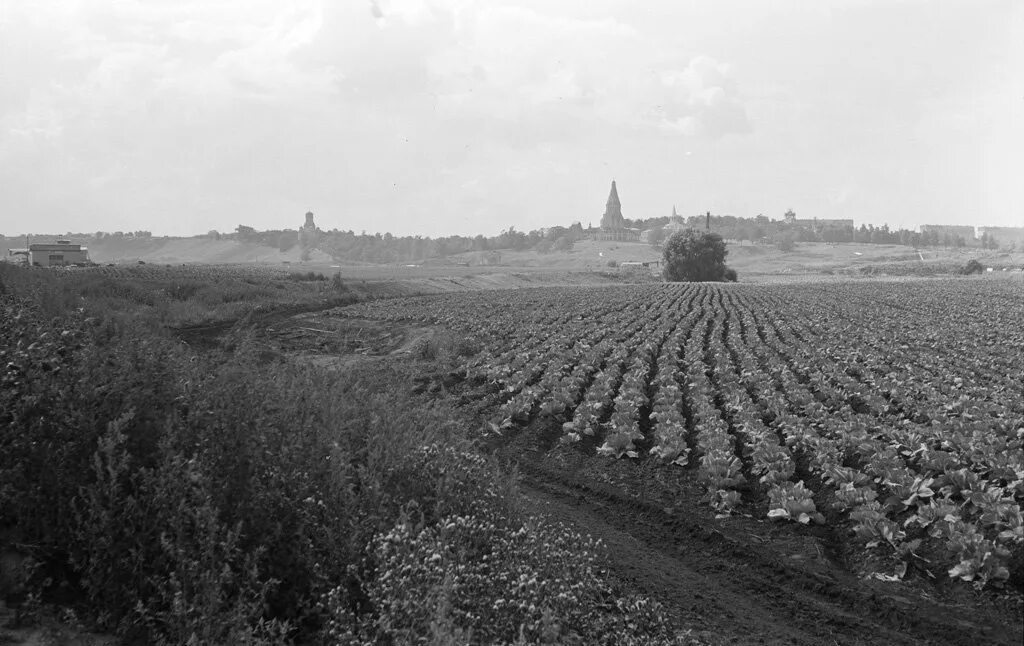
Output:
[
  {"left": 646, "top": 227, "right": 666, "bottom": 248},
  {"left": 662, "top": 229, "right": 734, "bottom": 282},
  {"left": 775, "top": 232, "right": 796, "bottom": 252},
  {"left": 961, "top": 259, "right": 985, "bottom": 275},
  {"left": 552, "top": 235, "right": 574, "bottom": 252}
]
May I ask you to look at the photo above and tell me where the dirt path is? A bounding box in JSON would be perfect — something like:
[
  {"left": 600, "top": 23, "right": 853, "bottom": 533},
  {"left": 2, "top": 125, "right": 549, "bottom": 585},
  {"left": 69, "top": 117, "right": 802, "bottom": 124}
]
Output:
[
  {"left": 183, "top": 306, "right": 1023, "bottom": 645},
  {"left": 514, "top": 458, "right": 1022, "bottom": 646}
]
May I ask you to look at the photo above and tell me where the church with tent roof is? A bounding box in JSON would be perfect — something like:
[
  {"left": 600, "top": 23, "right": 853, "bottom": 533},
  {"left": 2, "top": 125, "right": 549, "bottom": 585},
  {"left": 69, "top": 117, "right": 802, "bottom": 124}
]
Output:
[{"left": 592, "top": 180, "right": 641, "bottom": 242}]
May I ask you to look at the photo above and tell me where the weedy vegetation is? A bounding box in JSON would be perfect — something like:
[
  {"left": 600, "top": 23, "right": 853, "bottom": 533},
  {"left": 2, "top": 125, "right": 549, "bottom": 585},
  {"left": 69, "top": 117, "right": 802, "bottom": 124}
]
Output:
[
  {"left": 342, "top": 279, "right": 1024, "bottom": 590},
  {"left": 0, "top": 263, "right": 702, "bottom": 645}
]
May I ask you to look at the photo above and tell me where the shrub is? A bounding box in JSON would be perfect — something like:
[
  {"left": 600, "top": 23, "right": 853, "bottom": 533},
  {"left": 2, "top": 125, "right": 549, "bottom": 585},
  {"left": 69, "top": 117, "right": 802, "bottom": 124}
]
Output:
[
  {"left": 0, "top": 266, "right": 705, "bottom": 645},
  {"left": 326, "top": 448, "right": 685, "bottom": 645},
  {"left": 552, "top": 235, "right": 574, "bottom": 252},
  {"left": 288, "top": 271, "right": 327, "bottom": 282},
  {"left": 775, "top": 233, "right": 796, "bottom": 252},
  {"left": 409, "top": 333, "right": 481, "bottom": 361},
  {"left": 662, "top": 229, "right": 734, "bottom": 282},
  {"left": 961, "top": 259, "right": 985, "bottom": 275},
  {"left": 331, "top": 272, "right": 346, "bottom": 292},
  {"left": 0, "top": 296, "right": 463, "bottom": 640}
]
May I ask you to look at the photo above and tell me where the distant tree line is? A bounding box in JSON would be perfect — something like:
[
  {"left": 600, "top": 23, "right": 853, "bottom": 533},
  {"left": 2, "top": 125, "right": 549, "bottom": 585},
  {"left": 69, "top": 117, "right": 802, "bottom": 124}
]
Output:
[
  {"left": 17, "top": 211, "right": 1011, "bottom": 266},
  {"left": 628, "top": 214, "right": 1013, "bottom": 251},
  {"left": 214, "top": 223, "right": 582, "bottom": 264}
]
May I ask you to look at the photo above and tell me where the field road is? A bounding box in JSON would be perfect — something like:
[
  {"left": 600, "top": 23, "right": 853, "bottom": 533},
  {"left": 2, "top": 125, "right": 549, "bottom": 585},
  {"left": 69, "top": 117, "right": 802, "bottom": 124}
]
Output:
[{"left": 516, "top": 459, "right": 1022, "bottom": 646}]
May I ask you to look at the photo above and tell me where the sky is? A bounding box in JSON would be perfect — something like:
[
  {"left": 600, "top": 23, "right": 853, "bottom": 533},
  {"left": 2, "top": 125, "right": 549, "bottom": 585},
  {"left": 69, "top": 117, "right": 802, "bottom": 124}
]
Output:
[{"left": 0, "top": 0, "right": 1021, "bottom": 238}]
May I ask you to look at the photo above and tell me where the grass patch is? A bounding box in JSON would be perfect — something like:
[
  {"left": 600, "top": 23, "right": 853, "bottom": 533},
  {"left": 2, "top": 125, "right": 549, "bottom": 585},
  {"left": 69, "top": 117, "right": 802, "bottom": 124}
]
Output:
[{"left": 0, "top": 263, "right": 706, "bottom": 644}]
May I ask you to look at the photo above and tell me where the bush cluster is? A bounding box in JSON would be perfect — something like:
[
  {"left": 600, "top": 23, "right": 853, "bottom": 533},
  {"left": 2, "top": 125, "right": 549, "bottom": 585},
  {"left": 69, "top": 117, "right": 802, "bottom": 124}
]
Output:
[
  {"left": 960, "top": 259, "right": 985, "bottom": 275},
  {"left": 0, "top": 267, "right": 702, "bottom": 644},
  {"left": 0, "top": 263, "right": 355, "bottom": 329},
  {"left": 328, "top": 457, "right": 681, "bottom": 644},
  {"left": 662, "top": 230, "right": 737, "bottom": 282}
]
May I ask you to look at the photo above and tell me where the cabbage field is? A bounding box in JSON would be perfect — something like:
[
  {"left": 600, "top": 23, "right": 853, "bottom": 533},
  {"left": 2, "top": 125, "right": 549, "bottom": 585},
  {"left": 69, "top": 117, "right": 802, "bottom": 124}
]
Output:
[{"left": 337, "top": 279, "right": 1024, "bottom": 591}]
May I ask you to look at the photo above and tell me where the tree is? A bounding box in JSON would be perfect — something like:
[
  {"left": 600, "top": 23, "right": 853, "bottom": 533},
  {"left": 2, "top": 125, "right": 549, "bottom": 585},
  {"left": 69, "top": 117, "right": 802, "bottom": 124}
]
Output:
[
  {"left": 552, "top": 235, "right": 574, "bottom": 252},
  {"left": 961, "top": 259, "right": 984, "bottom": 275},
  {"left": 775, "top": 232, "right": 796, "bottom": 252},
  {"left": 662, "top": 229, "right": 734, "bottom": 282},
  {"left": 646, "top": 227, "right": 666, "bottom": 248}
]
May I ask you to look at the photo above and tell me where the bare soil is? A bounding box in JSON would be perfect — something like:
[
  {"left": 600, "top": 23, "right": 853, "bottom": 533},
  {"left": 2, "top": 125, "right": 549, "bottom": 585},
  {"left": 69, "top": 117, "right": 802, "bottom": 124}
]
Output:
[
  {"left": 423, "top": 362, "right": 1022, "bottom": 646},
  {"left": 175, "top": 305, "right": 1024, "bottom": 646},
  {"left": 484, "top": 415, "right": 1023, "bottom": 646}
]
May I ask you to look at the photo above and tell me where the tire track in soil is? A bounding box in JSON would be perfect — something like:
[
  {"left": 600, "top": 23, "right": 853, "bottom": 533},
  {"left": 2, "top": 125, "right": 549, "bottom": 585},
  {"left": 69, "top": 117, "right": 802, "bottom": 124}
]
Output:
[
  {"left": 513, "top": 459, "right": 1022, "bottom": 646},
  {"left": 458, "top": 286, "right": 1020, "bottom": 646},
  {"left": 171, "top": 301, "right": 343, "bottom": 347}
]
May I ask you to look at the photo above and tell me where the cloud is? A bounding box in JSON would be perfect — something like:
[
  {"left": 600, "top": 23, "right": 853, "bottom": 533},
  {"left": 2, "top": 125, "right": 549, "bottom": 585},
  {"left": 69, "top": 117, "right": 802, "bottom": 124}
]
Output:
[
  {"left": 0, "top": 0, "right": 758, "bottom": 236},
  {"left": 655, "top": 56, "right": 751, "bottom": 138},
  {"left": 403, "top": 4, "right": 751, "bottom": 142}
]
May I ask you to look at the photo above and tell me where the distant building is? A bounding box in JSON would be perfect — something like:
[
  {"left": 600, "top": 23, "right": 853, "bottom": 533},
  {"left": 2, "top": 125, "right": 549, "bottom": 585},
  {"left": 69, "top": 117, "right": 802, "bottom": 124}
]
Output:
[
  {"left": 594, "top": 181, "right": 640, "bottom": 242},
  {"left": 783, "top": 209, "right": 853, "bottom": 229},
  {"left": 664, "top": 206, "right": 687, "bottom": 234},
  {"left": 641, "top": 206, "right": 687, "bottom": 242},
  {"left": 28, "top": 240, "right": 90, "bottom": 267},
  {"left": 6, "top": 248, "right": 29, "bottom": 264},
  {"left": 302, "top": 211, "right": 318, "bottom": 231},
  {"left": 920, "top": 224, "right": 976, "bottom": 241},
  {"left": 976, "top": 226, "right": 1024, "bottom": 246}
]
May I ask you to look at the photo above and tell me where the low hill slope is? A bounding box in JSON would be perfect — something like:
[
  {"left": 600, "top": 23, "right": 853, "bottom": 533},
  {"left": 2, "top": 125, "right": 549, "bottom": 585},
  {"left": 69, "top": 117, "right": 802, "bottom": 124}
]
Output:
[{"left": 84, "top": 237, "right": 333, "bottom": 264}]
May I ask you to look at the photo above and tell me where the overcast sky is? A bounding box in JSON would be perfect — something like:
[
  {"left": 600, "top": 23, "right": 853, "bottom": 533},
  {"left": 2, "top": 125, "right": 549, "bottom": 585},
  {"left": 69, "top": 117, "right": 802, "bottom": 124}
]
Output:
[{"left": 1, "top": 0, "right": 1021, "bottom": 237}]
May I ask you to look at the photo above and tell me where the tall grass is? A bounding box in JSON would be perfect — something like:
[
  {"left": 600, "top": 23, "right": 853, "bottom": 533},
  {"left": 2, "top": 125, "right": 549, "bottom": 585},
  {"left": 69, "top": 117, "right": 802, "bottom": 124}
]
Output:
[{"left": 0, "top": 264, "right": 701, "bottom": 644}]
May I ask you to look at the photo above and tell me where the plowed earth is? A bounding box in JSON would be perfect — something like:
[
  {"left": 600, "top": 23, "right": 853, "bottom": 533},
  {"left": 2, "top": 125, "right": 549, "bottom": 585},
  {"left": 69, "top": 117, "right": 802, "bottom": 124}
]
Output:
[
  {"left": 503, "top": 427, "right": 1021, "bottom": 645},
  {"left": 235, "top": 279, "right": 1024, "bottom": 644}
]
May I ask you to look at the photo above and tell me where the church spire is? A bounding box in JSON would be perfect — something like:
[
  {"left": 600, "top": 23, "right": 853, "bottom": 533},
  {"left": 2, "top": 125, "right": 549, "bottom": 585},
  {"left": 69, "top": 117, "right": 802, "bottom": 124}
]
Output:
[
  {"left": 601, "top": 180, "right": 624, "bottom": 229},
  {"left": 672, "top": 204, "right": 678, "bottom": 218},
  {"left": 606, "top": 180, "right": 620, "bottom": 208}
]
